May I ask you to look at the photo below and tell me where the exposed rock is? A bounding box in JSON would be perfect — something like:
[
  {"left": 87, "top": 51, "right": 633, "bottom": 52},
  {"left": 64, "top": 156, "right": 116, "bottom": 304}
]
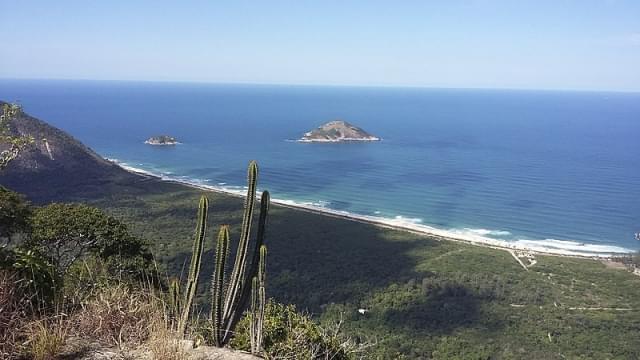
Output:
[
  {"left": 145, "top": 135, "right": 179, "bottom": 146},
  {"left": 59, "top": 339, "right": 261, "bottom": 360},
  {"left": 298, "top": 120, "right": 380, "bottom": 142}
]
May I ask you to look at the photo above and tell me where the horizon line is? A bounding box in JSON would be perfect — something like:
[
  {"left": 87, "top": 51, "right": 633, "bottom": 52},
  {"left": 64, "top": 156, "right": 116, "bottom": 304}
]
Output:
[{"left": 1, "top": 76, "right": 639, "bottom": 95}]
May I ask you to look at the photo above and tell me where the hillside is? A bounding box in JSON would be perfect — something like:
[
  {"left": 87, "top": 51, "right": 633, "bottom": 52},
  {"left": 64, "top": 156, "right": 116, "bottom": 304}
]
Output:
[{"left": 0, "top": 101, "right": 139, "bottom": 200}]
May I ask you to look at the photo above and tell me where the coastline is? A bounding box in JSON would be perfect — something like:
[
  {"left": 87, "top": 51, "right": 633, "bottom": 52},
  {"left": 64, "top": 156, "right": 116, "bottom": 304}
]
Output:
[{"left": 113, "top": 160, "right": 634, "bottom": 259}]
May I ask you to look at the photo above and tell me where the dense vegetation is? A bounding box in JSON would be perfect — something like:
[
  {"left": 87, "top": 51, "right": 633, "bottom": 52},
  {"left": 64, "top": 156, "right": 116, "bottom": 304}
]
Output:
[
  {"left": 0, "top": 183, "right": 357, "bottom": 359},
  {"left": 19, "top": 175, "right": 640, "bottom": 359}
]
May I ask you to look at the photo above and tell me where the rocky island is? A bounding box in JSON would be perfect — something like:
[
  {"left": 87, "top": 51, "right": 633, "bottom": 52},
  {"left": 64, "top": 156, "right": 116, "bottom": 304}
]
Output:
[
  {"left": 144, "top": 135, "right": 178, "bottom": 145},
  {"left": 298, "top": 120, "right": 380, "bottom": 142}
]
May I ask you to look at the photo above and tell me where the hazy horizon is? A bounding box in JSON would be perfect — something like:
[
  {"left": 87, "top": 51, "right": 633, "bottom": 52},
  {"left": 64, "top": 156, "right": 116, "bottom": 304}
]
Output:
[
  {"left": 2, "top": 77, "right": 640, "bottom": 94},
  {"left": 1, "top": 1, "right": 639, "bottom": 92}
]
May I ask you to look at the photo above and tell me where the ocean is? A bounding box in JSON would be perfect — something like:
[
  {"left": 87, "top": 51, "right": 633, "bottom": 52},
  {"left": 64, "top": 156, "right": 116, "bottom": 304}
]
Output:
[{"left": 1, "top": 79, "right": 639, "bottom": 256}]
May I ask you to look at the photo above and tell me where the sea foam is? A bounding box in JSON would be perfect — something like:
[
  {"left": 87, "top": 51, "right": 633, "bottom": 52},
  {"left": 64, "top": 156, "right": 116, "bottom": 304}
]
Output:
[{"left": 111, "top": 160, "right": 635, "bottom": 258}]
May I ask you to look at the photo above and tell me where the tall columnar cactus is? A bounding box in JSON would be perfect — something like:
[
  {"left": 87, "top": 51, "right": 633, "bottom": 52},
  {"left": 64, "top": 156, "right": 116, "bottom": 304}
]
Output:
[
  {"left": 211, "top": 225, "right": 230, "bottom": 346},
  {"left": 217, "top": 161, "right": 270, "bottom": 345},
  {"left": 175, "top": 161, "right": 270, "bottom": 351},
  {"left": 222, "top": 161, "right": 258, "bottom": 322},
  {"left": 177, "top": 195, "right": 208, "bottom": 335},
  {"left": 250, "top": 245, "right": 267, "bottom": 354}
]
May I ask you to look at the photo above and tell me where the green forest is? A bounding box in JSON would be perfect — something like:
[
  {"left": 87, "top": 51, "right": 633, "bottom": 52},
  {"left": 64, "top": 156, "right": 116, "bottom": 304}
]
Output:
[{"left": 26, "top": 174, "right": 640, "bottom": 359}]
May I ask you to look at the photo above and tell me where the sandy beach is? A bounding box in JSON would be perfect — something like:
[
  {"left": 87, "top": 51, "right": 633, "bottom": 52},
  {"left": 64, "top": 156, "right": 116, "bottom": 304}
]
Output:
[{"left": 116, "top": 161, "right": 634, "bottom": 259}]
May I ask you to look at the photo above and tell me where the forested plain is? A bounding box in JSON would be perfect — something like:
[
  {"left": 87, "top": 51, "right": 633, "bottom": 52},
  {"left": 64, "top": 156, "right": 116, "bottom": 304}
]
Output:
[{"left": 31, "top": 175, "right": 640, "bottom": 359}]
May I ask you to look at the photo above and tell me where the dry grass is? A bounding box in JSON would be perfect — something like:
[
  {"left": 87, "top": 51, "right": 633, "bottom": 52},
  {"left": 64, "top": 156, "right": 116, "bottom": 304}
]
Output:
[
  {"left": 70, "top": 281, "right": 191, "bottom": 359},
  {"left": 71, "top": 283, "right": 160, "bottom": 348},
  {"left": 146, "top": 318, "right": 190, "bottom": 360},
  {"left": 2, "top": 267, "right": 195, "bottom": 359},
  {"left": 24, "top": 315, "right": 70, "bottom": 360},
  {"left": 0, "top": 270, "right": 28, "bottom": 358}
]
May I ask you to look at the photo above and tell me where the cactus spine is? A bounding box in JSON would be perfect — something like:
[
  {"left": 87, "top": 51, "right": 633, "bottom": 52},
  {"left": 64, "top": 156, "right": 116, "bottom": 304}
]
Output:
[{"left": 178, "top": 195, "right": 208, "bottom": 335}]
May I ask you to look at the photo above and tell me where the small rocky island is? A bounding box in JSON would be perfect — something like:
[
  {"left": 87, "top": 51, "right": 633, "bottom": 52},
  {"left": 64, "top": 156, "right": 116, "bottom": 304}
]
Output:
[
  {"left": 144, "top": 135, "right": 178, "bottom": 146},
  {"left": 298, "top": 120, "right": 380, "bottom": 142}
]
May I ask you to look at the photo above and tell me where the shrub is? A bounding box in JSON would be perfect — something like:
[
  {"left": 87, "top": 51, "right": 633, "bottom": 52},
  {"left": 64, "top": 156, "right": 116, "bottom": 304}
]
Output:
[
  {"left": 0, "top": 247, "right": 58, "bottom": 307},
  {"left": 28, "top": 203, "right": 152, "bottom": 277},
  {"left": 231, "top": 300, "right": 362, "bottom": 359},
  {"left": 0, "top": 185, "right": 32, "bottom": 248}
]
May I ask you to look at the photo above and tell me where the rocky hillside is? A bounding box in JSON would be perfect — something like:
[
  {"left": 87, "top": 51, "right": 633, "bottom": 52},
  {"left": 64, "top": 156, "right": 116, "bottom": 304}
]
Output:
[
  {"left": 0, "top": 101, "right": 138, "bottom": 200},
  {"left": 298, "top": 120, "right": 380, "bottom": 142}
]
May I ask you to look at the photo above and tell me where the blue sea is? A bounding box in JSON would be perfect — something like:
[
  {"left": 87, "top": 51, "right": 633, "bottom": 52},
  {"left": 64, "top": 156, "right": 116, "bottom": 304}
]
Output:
[{"left": 1, "top": 79, "right": 639, "bottom": 256}]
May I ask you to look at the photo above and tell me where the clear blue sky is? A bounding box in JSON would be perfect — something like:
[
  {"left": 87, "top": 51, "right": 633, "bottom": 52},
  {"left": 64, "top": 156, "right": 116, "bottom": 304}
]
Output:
[{"left": 1, "top": 0, "right": 639, "bottom": 91}]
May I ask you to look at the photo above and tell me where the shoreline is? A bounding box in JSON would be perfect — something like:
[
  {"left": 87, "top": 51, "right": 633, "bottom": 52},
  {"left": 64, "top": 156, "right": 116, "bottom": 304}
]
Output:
[{"left": 114, "top": 161, "right": 634, "bottom": 259}]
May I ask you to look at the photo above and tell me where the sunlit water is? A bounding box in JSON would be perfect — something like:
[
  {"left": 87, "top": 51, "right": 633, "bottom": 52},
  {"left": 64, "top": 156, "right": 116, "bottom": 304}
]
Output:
[{"left": 1, "top": 79, "right": 639, "bottom": 255}]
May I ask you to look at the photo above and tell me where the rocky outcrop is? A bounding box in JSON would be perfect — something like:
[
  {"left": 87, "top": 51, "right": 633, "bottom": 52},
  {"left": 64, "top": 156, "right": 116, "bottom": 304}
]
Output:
[
  {"left": 145, "top": 135, "right": 178, "bottom": 145},
  {"left": 298, "top": 120, "right": 380, "bottom": 142},
  {"left": 59, "top": 339, "right": 261, "bottom": 360}
]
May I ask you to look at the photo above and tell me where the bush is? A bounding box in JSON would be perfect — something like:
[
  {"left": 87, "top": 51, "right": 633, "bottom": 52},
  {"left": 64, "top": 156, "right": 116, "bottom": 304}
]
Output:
[
  {"left": 0, "top": 247, "right": 58, "bottom": 307},
  {"left": 231, "top": 300, "right": 362, "bottom": 359},
  {"left": 28, "top": 203, "right": 152, "bottom": 277},
  {"left": 0, "top": 185, "right": 31, "bottom": 247}
]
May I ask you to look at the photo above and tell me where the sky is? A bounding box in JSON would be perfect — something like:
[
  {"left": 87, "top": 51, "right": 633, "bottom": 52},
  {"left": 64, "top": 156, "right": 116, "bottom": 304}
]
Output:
[{"left": 1, "top": 0, "right": 639, "bottom": 91}]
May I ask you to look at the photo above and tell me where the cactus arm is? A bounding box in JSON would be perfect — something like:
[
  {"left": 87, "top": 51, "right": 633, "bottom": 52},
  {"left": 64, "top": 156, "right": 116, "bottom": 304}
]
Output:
[
  {"left": 211, "top": 225, "right": 230, "bottom": 346},
  {"left": 255, "top": 245, "right": 267, "bottom": 353},
  {"left": 222, "top": 161, "right": 258, "bottom": 326},
  {"left": 169, "top": 278, "right": 181, "bottom": 326},
  {"left": 222, "top": 190, "right": 270, "bottom": 343},
  {"left": 249, "top": 246, "right": 267, "bottom": 354},
  {"left": 249, "top": 276, "right": 258, "bottom": 353},
  {"left": 178, "top": 195, "right": 208, "bottom": 335}
]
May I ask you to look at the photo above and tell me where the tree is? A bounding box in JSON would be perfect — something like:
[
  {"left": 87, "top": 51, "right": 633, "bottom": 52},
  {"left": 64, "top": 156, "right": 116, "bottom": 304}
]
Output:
[
  {"left": 0, "top": 186, "right": 32, "bottom": 248},
  {"left": 28, "top": 203, "right": 151, "bottom": 276},
  {"left": 0, "top": 103, "right": 33, "bottom": 170}
]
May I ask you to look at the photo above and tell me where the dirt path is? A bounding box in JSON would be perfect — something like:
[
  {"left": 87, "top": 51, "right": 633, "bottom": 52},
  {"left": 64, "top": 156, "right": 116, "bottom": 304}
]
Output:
[
  {"left": 508, "top": 249, "right": 529, "bottom": 271},
  {"left": 429, "top": 248, "right": 466, "bottom": 262}
]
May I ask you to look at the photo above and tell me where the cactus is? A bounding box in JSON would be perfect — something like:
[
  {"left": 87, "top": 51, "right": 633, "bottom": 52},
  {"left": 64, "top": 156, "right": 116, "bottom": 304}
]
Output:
[
  {"left": 168, "top": 277, "right": 181, "bottom": 324},
  {"left": 222, "top": 161, "right": 258, "bottom": 323},
  {"left": 250, "top": 245, "right": 267, "bottom": 354},
  {"left": 218, "top": 161, "right": 270, "bottom": 344},
  {"left": 177, "top": 195, "right": 208, "bottom": 335},
  {"left": 211, "top": 225, "right": 230, "bottom": 346},
  {"left": 175, "top": 161, "right": 270, "bottom": 351},
  {"left": 220, "top": 189, "right": 270, "bottom": 343}
]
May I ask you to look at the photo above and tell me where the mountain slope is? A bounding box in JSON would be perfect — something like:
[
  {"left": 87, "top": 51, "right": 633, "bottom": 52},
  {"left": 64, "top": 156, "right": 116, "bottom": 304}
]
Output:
[{"left": 0, "top": 101, "right": 138, "bottom": 200}]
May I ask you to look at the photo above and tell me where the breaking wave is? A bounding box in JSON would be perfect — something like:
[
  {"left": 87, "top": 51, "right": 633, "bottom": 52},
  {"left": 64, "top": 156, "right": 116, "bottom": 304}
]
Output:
[{"left": 110, "top": 159, "right": 635, "bottom": 258}]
